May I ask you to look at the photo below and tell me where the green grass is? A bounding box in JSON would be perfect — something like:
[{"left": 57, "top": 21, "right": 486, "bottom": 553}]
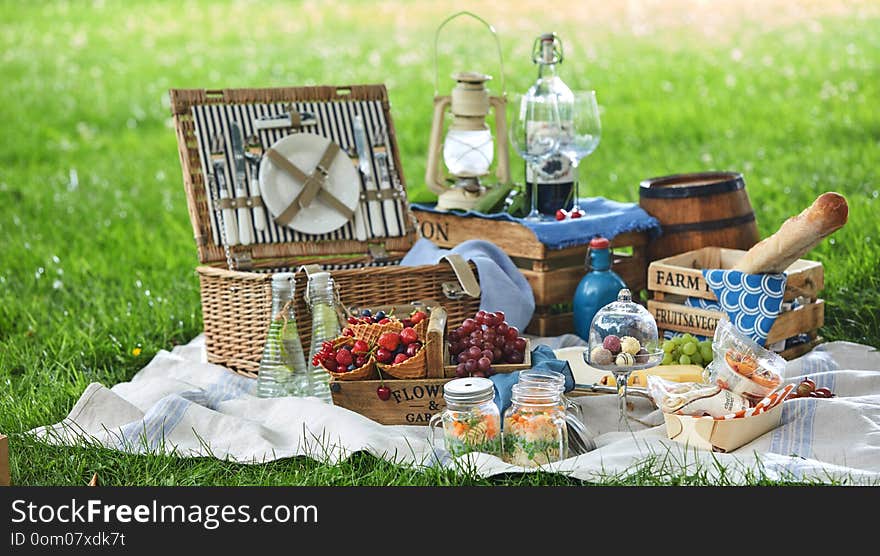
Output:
[{"left": 1, "top": 1, "right": 878, "bottom": 486}]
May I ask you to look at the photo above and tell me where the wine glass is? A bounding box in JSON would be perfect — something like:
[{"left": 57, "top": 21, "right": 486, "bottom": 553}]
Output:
[
  {"left": 508, "top": 93, "right": 562, "bottom": 222},
  {"left": 558, "top": 91, "right": 601, "bottom": 218}
]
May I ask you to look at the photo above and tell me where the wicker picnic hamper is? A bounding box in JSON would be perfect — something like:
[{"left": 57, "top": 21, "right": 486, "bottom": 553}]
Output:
[{"left": 170, "top": 85, "right": 481, "bottom": 377}]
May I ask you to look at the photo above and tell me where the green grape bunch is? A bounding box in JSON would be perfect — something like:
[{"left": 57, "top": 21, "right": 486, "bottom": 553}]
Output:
[{"left": 660, "top": 334, "right": 714, "bottom": 368}]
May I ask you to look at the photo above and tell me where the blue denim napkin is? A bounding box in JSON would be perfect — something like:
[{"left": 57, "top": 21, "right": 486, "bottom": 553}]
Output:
[
  {"left": 411, "top": 197, "right": 661, "bottom": 250},
  {"left": 490, "top": 345, "right": 574, "bottom": 415},
  {"left": 400, "top": 237, "right": 535, "bottom": 331}
]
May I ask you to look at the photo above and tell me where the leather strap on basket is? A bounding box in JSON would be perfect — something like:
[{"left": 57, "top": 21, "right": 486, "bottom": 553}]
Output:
[
  {"left": 266, "top": 143, "right": 355, "bottom": 226},
  {"left": 440, "top": 254, "right": 481, "bottom": 300}
]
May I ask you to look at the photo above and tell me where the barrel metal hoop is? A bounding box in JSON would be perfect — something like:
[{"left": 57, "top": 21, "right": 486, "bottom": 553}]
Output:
[
  {"left": 639, "top": 172, "right": 745, "bottom": 199},
  {"left": 661, "top": 212, "right": 756, "bottom": 234}
]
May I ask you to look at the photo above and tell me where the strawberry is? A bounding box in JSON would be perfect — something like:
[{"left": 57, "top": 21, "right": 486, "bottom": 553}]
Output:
[
  {"left": 352, "top": 340, "right": 370, "bottom": 354},
  {"left": 393, "top": 353, "right": 409, "bottom": 365},
  {"left": 335, "top": 349, "right": 353, "bottom": 367},
  {"left": 399, "top": 327, "right": 419, "bottom": 346},
  {"left": 378, "top": 332, "right": 400, "bottom": 352},
  {"left": 410, "top": 310, "right": 428, "bottom": 324}
]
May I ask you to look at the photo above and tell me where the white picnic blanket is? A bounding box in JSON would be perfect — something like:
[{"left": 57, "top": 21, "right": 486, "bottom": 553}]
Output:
[{"left": 32, "top": 336, "right": 880, "bottom": 484}]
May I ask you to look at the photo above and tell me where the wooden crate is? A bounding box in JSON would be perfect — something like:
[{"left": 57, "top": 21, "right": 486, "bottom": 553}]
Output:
[
  {"left": 330, "top": 378, "right": 450, "bottom": 425},
  {"left": 331, "top": 303, "right": 452, "bottom": 425},
  {"left": 414, "top": 210, "right": 648, "bottom": 337},
  {"left": 647, "top": 247, "right": 825, "bottom": 359},
  {"left": 0, "top": 434, "right": 9, "bottom": 486}
]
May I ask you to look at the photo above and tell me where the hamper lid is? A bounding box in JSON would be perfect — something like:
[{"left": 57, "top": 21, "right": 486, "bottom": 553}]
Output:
[{"left": 169, "top": 85, "right": 416, "bottom": 269}]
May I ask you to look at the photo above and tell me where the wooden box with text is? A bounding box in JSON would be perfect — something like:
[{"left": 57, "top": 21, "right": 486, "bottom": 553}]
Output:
[
  {"left": 414, "top": 209, "right": 648, "bottom": 337},
  {"left": 647, "top": 247, "right": 824, "bottom": 359}
]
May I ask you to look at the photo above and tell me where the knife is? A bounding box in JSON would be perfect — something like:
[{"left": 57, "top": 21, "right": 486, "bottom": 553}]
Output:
[
  {"left": 209, "top": 134, "right": 238, "bottom": 247},
  {"left": 353, "top": 114, "right": 384, "bottom": 238},
  {"left": 245, "top": 135, "right": 267, "bottom": 232},
  {"left": 230, "top": 121, "right": 254, "bottom": 246},
  {"left": 368, "top": 124, "right": 401, "bottom": 237}
]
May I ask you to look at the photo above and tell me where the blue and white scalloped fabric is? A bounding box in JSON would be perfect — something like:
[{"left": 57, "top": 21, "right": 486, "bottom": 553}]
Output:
[{"left": 685, "top": 269, "right": 787, "bottom": 346}]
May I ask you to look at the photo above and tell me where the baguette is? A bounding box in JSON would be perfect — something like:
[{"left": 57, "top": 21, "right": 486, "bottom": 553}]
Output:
[{"left": 732, "top": 192, "right": 848, "bottom": 274}]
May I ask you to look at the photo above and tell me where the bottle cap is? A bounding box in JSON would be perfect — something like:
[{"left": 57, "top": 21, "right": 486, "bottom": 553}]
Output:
[
  {"left": 272, "top": 272, "right": 295, "bottom": 285},
  {"left": 308, "top": 271, "right": 332, "bottom": 287},
  {"left": 589, "top": 236, "right": 610, "bottom": 249}
]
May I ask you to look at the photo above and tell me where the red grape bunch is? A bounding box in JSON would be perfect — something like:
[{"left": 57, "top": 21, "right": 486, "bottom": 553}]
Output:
[{"left": 448, "top": 310, "right": 527, "bottom": 379}]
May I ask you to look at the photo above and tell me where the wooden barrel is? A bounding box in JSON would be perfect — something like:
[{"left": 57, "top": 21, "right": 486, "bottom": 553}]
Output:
[{"left": 639, "top": 171, "right": 760, "bottom": 261}]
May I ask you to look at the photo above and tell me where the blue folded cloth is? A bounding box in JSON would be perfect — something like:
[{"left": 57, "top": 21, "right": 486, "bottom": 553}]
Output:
[
  {"left": 400, "top": 237, "right": 535, "bottom": 331},
  {"left": 684, "top": 269, "right": 788, "bottom": 346},
  {"left": 411, "top": 196, "right": 662, "bottom": 250},
  {"left": 491, "top": 345, "right": 574, "bottom": 415}
]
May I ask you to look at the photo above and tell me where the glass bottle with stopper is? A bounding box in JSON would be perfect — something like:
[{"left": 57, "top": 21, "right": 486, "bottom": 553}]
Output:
[
  {"left": 524, "top": 32, "right": 575, "bottom": 217},
  {"left": 305, "top": 270, "right": 341, "bottom": 404},
  {"left": 426, "top": 11, "right": 511, "bottom": 212},
  {"left": 256, "top": 273, "right": 310, "bottom": 398},
  {"left": 584, "top": 288, "right": 662, "bottom": 431}
]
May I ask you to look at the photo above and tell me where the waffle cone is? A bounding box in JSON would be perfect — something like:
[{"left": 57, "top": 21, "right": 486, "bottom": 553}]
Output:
[{"left": 379, "top": 341, "right": 430, "bottom": 379}]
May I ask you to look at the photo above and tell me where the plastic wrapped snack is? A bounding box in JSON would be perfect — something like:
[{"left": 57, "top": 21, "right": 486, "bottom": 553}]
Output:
[
  {"left": 647, "top": 375, "right": 751, "bottom": 418},
  {"left": 707, "top": 321, "right": 784, "bottom": 404}
]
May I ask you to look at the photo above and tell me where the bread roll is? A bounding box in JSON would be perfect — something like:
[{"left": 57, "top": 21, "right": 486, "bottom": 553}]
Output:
[{"left": 732, "top": 192, "right": 848, "bottom": 274}]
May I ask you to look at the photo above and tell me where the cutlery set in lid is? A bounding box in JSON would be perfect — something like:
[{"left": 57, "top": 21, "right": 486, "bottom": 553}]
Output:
[{"left": 189, "top": 92, "right": 410, "bottom": 260}]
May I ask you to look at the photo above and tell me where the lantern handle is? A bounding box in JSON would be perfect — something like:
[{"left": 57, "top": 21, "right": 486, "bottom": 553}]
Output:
[{"left": 432, "top": 11, "right": 506, "bottom": 98}]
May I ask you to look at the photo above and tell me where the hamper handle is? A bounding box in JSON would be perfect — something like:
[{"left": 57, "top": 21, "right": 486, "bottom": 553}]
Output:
[{"left": 440, "top": 254, "right": 481, "bottom": 300}]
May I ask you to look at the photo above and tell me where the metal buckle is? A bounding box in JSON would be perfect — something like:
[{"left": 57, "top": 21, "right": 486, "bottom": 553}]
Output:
[
  {"left": 368, "top": 243, "right": 390, "bottom": 262},
  {"left": 441, "top": 281, "right": 466, "bottom": 300}
]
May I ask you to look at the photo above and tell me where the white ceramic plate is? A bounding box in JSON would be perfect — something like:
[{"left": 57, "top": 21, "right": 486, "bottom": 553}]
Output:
[{"left": 259, "top": 133, "right": 359, "bottom": 235}]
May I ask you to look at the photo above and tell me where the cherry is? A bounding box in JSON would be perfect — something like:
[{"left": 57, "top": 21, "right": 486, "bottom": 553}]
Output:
[
  {"left": 376, "top": 386, "right": 391, "bottom": 401},
  {"left": 555, "top": 209, "right": 567, "bottom": 221},
  {"left": 376, "top": 348, "right": 393, "bottom": 364}
]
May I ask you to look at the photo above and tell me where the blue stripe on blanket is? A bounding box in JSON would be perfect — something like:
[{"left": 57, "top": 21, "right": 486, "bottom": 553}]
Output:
[
  {"left": 769, "top": 352, "right": 837, "bottom": 460},
  {"left": 114, "top": 371, "right": 256, "bottom": 452}
]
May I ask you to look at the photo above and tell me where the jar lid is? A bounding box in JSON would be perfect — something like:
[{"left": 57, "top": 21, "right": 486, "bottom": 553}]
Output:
[{"left": 444, "top": 377, "right": 495, "bottom": 404}]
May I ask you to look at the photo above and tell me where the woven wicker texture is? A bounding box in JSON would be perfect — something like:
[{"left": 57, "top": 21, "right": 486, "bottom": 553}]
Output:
[{"left": 198, "top": 264, "right": 480, "bottom": 377}]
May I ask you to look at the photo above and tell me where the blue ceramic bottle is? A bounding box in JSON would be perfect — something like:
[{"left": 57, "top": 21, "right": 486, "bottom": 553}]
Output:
[{"left": 573, "top": 237, "right": 627, "bottom": 341}]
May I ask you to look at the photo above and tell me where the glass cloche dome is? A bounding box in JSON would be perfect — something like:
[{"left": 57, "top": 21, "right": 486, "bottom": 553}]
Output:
[{"left": 584, "top": 288, "right": 662, "bottom": 372}]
